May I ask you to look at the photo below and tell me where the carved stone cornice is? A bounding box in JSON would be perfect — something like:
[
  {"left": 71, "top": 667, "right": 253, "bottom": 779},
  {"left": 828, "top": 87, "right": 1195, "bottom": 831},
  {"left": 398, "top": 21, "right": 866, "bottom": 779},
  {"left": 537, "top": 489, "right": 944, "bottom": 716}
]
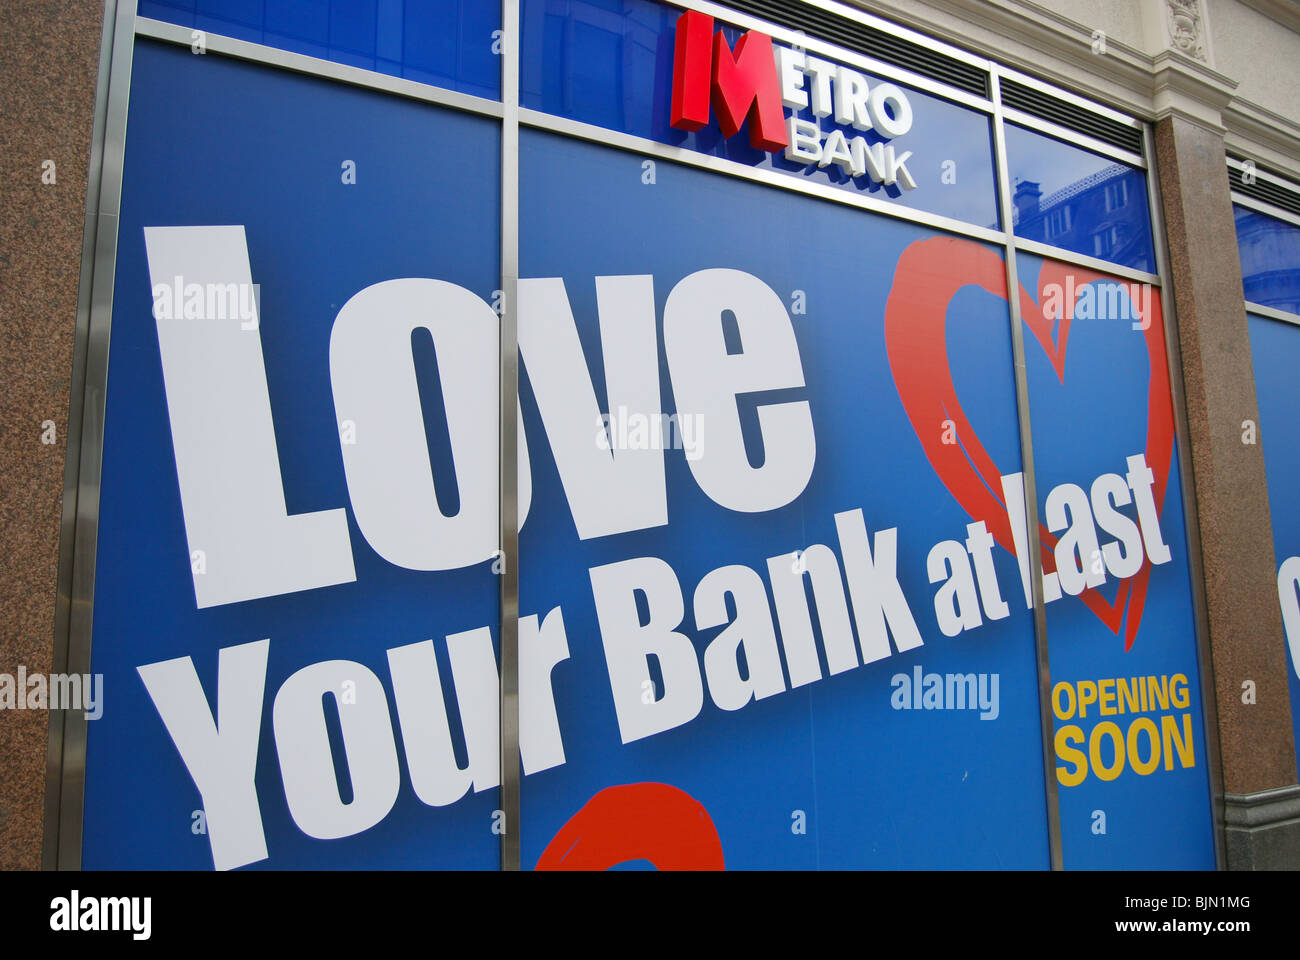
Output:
[
  {"left": 1223, "top": 98, "right": 1300, "bottom": 178},
  {"left": 1148, "top": 47, "right": 1237, "bottom": 133}
]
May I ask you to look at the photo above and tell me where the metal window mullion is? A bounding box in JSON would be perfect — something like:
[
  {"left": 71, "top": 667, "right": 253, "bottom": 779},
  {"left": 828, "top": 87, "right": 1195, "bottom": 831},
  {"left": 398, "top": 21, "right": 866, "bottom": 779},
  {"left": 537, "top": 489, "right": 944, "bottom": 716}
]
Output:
[
  {"left": 42, "top": 0, "right": 121, "bottom": 872},
  {"left": 134, "top": 17, "right": 506, "bottom": 121},
  {"left": 1245, "top": 302, "right": 1300, "bottom": 327},
  {"left": 517, "top": 109, "right": 1007, "bottom": 245},
  {"left": 1009, "top": 236, "right": 1160, "bottom": 286},
  {"left": 46, "top": 0, "right": 138, "bottom": 871},
  {"left": 991, "top": 65, "right": 1063, "bottom": 872},
  {"left": 498, "top": 0, "right": 522, "bottom": 874}
]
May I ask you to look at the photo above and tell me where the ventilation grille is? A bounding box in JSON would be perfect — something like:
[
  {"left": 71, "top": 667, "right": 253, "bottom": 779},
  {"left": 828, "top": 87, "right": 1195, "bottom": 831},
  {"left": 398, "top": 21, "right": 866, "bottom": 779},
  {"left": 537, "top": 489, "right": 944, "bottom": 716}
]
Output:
[
  {"left": 1000, "top": 78, "right": 1143, "bottom": 156},
  {"left": 720, "top": 0, "right": 989, "bottom": 97},
  {"left": 1229, "top": 160, "right": 1300, "bottom": 218}
]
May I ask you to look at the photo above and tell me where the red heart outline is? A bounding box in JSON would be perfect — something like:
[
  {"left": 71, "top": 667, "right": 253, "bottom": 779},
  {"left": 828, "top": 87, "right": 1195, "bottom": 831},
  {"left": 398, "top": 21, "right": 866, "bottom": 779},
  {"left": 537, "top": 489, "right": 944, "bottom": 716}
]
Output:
[{"left": 884, "top": 236, "right": 1175, "bottom": 651}]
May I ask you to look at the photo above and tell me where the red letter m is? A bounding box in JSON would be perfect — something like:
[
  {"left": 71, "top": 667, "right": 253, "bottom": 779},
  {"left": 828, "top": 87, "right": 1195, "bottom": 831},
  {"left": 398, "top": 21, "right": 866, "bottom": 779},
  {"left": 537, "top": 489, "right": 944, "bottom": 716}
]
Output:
[{"left": 669, "top": 10, "right": 788, "bottom": 152}]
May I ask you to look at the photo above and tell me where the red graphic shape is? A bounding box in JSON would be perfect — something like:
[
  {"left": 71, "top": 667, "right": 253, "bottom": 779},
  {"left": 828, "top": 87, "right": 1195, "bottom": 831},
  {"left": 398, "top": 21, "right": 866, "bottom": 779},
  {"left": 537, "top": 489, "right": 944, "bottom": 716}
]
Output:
[
  {"left": 535, "top": 783, "right": 725, "bottom": 871},
  {"left": 710, "top": 28, "right": 788, "bottom": 151},
  {"left": 884, "top": 236, "right": 1174, "bottom": 650},
  {"left": 670, "top": 10, "right": 714, "bottom": 132},
  {"left": 668, "top": 10, "right": 788, "bottom": 152}
]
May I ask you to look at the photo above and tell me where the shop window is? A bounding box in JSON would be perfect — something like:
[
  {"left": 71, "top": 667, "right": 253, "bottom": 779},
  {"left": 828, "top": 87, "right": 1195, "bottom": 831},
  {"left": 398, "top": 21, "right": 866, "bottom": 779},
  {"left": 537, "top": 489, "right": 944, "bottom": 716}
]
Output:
[
  {"left": 1235, "top": 205, "right": 1300, "bottom": 314},
  {"left": 137, "top": 0, "right": 502, "bottom": 99},
  {"left": 1005, "top": 122, "right": 1155, "bottom": 273}
]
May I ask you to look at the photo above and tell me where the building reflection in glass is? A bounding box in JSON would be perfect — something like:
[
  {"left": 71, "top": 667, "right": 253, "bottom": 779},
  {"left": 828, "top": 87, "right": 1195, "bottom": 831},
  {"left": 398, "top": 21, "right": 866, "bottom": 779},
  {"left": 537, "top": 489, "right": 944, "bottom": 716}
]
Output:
[
  {"left": 1004, "top": 122, "right": 1155, "bottom": 273},
  {"left": 1235, "top": 206, "right": 1300, "bottom": 314},
  {"left": 1012, "top": 163, "right": 1149, "bottom": 268}
]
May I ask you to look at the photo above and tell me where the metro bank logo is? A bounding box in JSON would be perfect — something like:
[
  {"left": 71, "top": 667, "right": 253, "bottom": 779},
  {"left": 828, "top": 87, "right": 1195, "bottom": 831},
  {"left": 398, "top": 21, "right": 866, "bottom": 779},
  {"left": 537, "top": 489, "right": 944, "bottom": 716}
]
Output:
[{"left": 668, "top": 10, "right": 919, "bottom": 190}]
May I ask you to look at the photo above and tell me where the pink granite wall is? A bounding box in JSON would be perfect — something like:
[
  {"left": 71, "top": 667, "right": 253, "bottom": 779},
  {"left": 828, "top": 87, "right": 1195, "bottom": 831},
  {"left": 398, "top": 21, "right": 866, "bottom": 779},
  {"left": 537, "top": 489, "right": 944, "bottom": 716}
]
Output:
[{"left": 0, "top": 0, "right": 106, "bottom": 870}]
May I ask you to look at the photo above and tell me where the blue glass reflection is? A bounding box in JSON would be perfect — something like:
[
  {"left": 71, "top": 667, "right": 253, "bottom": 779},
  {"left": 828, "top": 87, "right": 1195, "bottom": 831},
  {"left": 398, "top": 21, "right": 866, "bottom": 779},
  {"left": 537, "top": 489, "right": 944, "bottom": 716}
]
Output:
[
  {"left": 1236, "top": 206, "right": 1300, "bottom": 314},
  {"left": 520, "top": 0, "right": 1001, "bottom": 228},
  {"left": 1005, "top": 122, "right": 1154, "bottom": 273},
  {"left": 138, "top": 0, "right": 501, "bottom": 99}
]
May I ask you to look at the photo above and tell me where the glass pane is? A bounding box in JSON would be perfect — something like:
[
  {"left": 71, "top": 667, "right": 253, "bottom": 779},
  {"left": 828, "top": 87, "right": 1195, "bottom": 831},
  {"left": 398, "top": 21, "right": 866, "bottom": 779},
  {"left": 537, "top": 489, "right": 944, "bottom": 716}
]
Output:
[
  {"left": 84, "top": 40, "right": 502, "bottom": 868},
  {"left": 518, "top": 127, "right": 1049, "bottom": 869},
  {"left": 139, "top": 0, "right": 501, "bottom": 99},
  {"left": 1006, "top": 123, "right": 1155, "bottom": 273},
  {"left": 1235, "top": 206, "right": 1300, "bottom": 314},
  {"left": 521, "top": 0, "right": 1001, "bottom": 228},
  {"left": 1016, "top": 251, "right": 1214, "bottom": 868},
  {"left": 1247, "top": 313, "right": 1300, "bottom": 773}
]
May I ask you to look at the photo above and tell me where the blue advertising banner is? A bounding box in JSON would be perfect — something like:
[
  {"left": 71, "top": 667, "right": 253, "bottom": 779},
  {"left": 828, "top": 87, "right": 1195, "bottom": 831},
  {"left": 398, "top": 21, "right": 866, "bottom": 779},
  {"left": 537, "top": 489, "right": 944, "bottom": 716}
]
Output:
[
  {"left": 516, "top": 128, "right": 1047, "bottom": 869},
  {"left": 1248, "top": 313, "right": 1300, "bottom": 772},
  {"left": 79, "top": 19, "right": 1214, "bottom": 870},
  {"left": 85, "top": 40, "right": 502, "bottom": 869},
  {"left": 1017, "top": 252, "right": 1214, "bottom": 868}
]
